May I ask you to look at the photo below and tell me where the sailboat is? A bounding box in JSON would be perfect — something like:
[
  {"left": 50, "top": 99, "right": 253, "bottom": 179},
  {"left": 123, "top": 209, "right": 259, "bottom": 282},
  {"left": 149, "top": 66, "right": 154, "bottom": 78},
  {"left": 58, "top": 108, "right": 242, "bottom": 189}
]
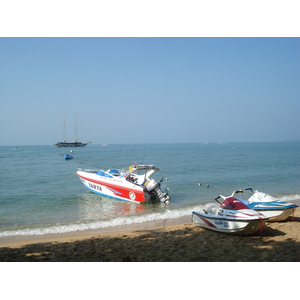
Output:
[{"left": 54, "top": 112, "right": 92, "bottom": 147}]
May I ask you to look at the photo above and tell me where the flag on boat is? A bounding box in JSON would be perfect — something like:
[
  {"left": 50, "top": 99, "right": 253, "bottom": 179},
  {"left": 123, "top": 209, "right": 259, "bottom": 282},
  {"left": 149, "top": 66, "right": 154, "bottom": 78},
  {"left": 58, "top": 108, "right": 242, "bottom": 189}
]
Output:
[{"left": 129, "top": 162, "right": 139, "bottom": 172}]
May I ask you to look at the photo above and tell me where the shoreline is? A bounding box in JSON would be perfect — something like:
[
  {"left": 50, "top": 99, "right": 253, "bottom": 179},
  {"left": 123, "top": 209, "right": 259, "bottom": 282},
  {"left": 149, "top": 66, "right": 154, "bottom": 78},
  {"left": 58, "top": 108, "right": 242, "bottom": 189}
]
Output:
[
  {"left": 2, "top": 198, "right": 300, "bottom": 249},
  {"left": 1, "top": 210, "right": 300, "bottom": 261},
  {"left": 0, "top": 215, "right": 191, "bottom": 248}
]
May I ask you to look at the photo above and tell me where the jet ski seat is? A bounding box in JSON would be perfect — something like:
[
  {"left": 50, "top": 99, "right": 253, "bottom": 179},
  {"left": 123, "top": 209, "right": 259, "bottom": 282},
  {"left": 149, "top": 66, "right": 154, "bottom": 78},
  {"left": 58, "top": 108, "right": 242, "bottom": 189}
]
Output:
[{"left": 204, "top": 203, "right": 220, "bottom": 215}]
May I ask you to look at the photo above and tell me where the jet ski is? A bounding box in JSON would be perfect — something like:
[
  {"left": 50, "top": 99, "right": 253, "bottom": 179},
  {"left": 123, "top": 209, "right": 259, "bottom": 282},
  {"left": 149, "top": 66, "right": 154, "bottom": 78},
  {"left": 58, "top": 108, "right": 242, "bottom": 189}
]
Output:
[
  {"left": 192, "top": 191, "right": 268, "bottom": 235},
  {"left": 236, "top": 188, "right": 298, "bottom": 222}
]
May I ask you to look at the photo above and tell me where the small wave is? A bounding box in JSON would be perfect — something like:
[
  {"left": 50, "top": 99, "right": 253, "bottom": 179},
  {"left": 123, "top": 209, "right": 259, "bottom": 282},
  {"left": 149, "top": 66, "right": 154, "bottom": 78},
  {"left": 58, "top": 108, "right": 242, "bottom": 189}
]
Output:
[
  {"left": 2, "top": 193, "right": 299, "bottom": 239},
  {"left": 276, "top": 194, "right": 300, "bottom": 202},
  {"left": 0, "top": 205, "right": 203, "bottom": 238}
]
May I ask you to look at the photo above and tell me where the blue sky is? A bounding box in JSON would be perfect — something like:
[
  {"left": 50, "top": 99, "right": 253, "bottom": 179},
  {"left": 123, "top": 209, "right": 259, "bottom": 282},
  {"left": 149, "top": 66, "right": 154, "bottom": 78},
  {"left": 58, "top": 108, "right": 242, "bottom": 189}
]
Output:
[{"left": 0, "top": 37, "right": 299, "bottom": 145}]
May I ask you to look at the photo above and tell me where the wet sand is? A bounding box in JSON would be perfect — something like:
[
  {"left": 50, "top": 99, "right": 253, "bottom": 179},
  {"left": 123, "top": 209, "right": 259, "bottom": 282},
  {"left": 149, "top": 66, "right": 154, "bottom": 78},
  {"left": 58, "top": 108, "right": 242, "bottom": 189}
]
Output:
[{"left": 1, "top": 210, "right": 299, "bottom": 262}]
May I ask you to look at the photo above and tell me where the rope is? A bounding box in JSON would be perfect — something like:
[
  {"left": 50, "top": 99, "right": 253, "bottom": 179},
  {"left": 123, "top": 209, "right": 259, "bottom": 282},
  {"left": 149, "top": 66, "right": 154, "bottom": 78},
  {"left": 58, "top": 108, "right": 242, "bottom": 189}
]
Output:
[
  {"left": 197, "top": 183, "right": 240, "bottom": 194},
  {"left": 160, "top": 163, "right": 172, "bottom": 183},
  {"left": 41, "top": 173, "right": 75, "bottom": 188},
  {"left": 41, "top": 157, "right": 104, "bottom": 188},
  {"left": 73, "top": 159, "right": 101, "bottom": 169}
]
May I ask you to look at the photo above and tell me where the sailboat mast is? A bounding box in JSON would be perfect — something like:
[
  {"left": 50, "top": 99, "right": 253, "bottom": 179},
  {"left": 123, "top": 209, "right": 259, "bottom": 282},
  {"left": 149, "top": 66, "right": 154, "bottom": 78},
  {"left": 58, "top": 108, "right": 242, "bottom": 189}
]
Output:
[
  {"left": 74, "top": 112, "right": 78, "bottom": 142},
  {"left": 63, "top": 111, "right": 67, "bottom": 142},
  {"left": 54, "top": 111, "right": 90, "bottom": 147}
]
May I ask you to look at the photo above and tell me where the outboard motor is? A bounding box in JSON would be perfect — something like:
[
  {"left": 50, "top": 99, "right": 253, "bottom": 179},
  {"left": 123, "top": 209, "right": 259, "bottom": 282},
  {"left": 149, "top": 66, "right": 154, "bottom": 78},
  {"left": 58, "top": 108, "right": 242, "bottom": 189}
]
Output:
[{"left": 144, "top": 179, "right": 170, "bottom": 203}]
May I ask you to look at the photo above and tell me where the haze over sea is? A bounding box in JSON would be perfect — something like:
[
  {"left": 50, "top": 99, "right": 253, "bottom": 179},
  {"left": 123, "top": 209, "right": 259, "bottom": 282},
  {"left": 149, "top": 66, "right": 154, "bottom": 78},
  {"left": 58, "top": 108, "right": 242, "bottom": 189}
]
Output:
[{"left": 1, "top": 142, "right": 299, "bottom": 243}]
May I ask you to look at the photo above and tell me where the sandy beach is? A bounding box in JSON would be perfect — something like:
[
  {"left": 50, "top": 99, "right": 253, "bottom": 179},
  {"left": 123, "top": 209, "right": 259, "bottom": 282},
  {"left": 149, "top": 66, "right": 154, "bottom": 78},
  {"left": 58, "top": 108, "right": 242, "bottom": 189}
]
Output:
[{"left": 1, "top": 209, "right": 300, "bottom": 262}]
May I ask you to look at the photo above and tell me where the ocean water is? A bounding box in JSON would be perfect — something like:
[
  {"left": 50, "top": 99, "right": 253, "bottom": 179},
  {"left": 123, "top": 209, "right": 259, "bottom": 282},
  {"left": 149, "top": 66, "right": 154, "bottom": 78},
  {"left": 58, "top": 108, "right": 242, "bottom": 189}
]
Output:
[{"left": 1, "top": 142, "right": 300, "bottom": 242}]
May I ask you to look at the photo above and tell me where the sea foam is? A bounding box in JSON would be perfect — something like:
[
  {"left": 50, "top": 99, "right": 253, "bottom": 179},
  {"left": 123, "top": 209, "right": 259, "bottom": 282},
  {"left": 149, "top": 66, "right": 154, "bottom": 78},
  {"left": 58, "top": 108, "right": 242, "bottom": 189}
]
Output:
[{"left": 0, "top": 205, "right": 204, "bottom": 238}]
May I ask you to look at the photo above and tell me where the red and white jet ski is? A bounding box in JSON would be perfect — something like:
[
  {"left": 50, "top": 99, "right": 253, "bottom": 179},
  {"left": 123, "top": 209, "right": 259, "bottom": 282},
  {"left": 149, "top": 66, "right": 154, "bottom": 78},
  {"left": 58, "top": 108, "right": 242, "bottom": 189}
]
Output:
[{"left": 192, "top": 191, "right": 268, "bottom": 235}]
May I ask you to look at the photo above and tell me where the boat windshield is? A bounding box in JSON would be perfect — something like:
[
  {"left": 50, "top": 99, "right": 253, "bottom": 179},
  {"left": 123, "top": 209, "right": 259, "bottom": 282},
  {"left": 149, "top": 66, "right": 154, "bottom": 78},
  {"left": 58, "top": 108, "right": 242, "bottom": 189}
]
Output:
[
  {"left": 220, "top": 197, "right": 249, "bottom": 210},
  {"left": 96, "top": 171, "right": 113, "bottom": 178}
]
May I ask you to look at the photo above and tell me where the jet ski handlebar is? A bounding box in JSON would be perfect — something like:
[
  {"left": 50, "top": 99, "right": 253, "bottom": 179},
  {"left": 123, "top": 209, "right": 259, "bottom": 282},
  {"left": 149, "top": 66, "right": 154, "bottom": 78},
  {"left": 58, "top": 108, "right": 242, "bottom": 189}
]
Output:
[
  {"left": 215, "top": 190, "right": 244, "bottom": 203},
  {"left": 231, "top": 190, "right": 243, "bottom": 197}
]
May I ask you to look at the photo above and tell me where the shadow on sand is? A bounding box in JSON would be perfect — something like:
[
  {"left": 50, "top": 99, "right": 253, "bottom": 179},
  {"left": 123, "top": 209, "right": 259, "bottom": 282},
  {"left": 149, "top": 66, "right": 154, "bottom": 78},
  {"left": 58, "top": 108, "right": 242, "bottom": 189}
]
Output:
[{"left": 0, "top": 215, "right": 299, "bottom": 262}]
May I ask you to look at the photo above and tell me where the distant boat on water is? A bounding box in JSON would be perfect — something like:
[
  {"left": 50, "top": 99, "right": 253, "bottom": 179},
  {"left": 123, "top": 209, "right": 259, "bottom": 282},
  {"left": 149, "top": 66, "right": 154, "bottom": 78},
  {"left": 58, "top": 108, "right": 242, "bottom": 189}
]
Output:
[{"left": 54, "top": 112, "right": 92, "bottom": 148}]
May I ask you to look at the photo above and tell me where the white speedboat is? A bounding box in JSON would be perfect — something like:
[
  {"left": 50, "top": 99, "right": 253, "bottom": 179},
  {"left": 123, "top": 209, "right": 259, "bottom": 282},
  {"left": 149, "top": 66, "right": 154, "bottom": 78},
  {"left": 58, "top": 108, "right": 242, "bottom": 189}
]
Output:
[
  {"left": 237, "top": 188, "right": 298, "bottom": 222},
  {"left": 192, "top": 191, "right": 268, "bottom": 235},
  {"left": 77, "top": 162, "right": 170, "bottom": 203}
]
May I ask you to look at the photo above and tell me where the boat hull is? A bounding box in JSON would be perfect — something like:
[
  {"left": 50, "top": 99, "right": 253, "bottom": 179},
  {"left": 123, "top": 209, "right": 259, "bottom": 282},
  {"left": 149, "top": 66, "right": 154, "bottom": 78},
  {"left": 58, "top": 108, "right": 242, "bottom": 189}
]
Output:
[
  {"left": 192, "top": 211, "right": 266, "bottom": 235},
  {"left": 77, "top": 171, "right": 147, "bottom": 203},
  {"left": 237, "top": 198, "right": 298, "bottom": 221},
  {"left": 55, "top": 142, "right": 89, "bottom": 147},
  {"left": 249, "top": 207, "right": 296, "bottom": 221},
  {"left": 64, "top": 154, "right": 73, "bottom": 160}
]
